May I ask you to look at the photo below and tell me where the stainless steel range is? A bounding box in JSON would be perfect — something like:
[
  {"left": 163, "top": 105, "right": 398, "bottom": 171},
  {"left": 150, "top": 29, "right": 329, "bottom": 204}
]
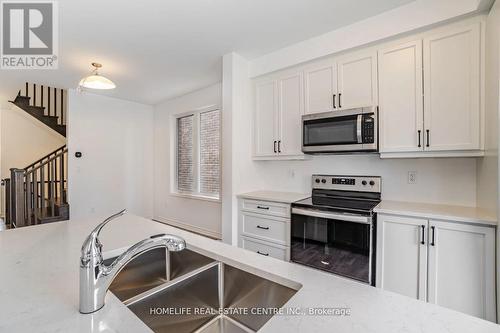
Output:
[{"left": 291, "top": 175, "right": 381, "bottom": 285}]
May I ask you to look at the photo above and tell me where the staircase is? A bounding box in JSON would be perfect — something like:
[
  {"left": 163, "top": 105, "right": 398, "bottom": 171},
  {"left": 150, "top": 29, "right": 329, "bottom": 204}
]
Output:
[
  {"left": 4, "top": 145, "right": 69, "bottom": 228},
  {"left": 10, "top": 83, "right": 67, "bottom": 137},
  {"left": 3, "top": 82, "right": 69, "bottom": 228}
]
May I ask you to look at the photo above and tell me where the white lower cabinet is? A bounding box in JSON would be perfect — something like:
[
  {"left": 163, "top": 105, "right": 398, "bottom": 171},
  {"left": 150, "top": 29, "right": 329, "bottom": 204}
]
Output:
[
  {"left": 240, "top": 236, "right": 288, "bottom": 261},
  {"left": 238, "top": 198, "right": 291, "bottom": 261},
  {"left": 377, "top": 214, "right": 496, "bottom": 322},
  {"left": 376, "top": 215, "right": 427, "bottom": 300},
  {"left": 427, "top": 220, "right": 496, "bottom": 321}
]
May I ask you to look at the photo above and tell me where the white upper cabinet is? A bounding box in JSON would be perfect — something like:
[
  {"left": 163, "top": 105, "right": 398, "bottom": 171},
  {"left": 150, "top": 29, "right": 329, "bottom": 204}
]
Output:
[
  {"left": 379, "top": 40, "right": 424, "bottom": 153},
  {"left": 423, "top": 23, "right": 481, "bottom": 151},
  {"left": 304, "top": 63, "right": 336, "bottom": 114},
  {"left": 337, "top": 50, "right": 378, "bottom": 110},
  {"left": 427, "top": 220, "right": 496, "bottom": 322},
  {"left": 278, "top": 72, "right": 304, "bottom": 156},
  {"left": 253, "top": 71, "right": 306, "bottom": 160},
  {"left": 253, "top": 19, "right": 485, "bottom": 159},
  {"left": 254, "top": 79, "right": 278, "bottom": 157},
  {"left": 376, "top": 214, "right": 427, "bottom": 301}
]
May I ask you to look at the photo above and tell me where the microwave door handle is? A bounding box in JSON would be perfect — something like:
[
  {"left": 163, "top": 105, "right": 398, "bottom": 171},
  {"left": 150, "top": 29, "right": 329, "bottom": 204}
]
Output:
[{"left": 356, "top": 114, "right": 363, "bottom": 143}]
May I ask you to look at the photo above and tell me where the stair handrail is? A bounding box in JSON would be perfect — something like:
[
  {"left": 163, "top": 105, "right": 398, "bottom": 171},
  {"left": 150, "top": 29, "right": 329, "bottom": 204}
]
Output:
[
  {"left": 24, "top": 144, "right": 66, "bottom": 171},
  {"left": 25, "top": 148, "right": 68, "bottom": 176}
]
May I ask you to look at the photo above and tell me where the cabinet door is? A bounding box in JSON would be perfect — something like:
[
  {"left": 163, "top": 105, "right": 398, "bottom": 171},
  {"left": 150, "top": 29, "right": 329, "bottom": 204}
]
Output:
[
  {"left": 427, "top": 220, "right": 496, "bottom": 321},
  {"left": 304, "top": 63, "right": 336, "bottom": 114},
  {"left": 423, "top": 23, "right": 481, "bottom": 151},
  {"left": 254, "top": 79, "right": 278, "bottom": 157},
  {"left": 337, "top": 50, "right": 378, "bottom": 110},
  {"left": 379, "top": 41, "right": 424, "bottom": 152},
  {"left": 278, "top": 72, "right": 304, "bottom": 156},
  {"left": 376, "top": 214, "right": 427, "bottom": 301}
]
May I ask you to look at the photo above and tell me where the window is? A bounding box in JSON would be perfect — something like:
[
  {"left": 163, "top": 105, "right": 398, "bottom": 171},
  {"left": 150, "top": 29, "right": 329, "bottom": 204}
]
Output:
[{"left": 175, "top": 109, "right": 220, "bottom": 199}]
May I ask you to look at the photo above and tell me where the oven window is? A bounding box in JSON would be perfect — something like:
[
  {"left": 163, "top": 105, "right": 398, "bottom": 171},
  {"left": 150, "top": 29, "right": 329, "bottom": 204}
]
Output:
[
  {"left": 303, "top": 115, "right": 358, "bottom": 146},
  {"left": 291, "top": 213, "right": 372, "bottom": 283}
]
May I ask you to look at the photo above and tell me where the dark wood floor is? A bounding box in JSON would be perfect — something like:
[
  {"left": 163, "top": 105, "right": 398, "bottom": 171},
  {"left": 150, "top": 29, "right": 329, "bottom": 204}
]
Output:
[{"left": 291, "top": 238, "right": 369, "bottom": 282}]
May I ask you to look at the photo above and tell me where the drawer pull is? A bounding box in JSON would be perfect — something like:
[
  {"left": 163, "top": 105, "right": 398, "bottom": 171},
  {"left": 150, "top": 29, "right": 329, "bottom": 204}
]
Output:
[
  {"left": 320, "top": 260, "right": 330, "bottom": 266},
  {"left": 256, "top": 225, "right": 269, "bottom": 230},
  {"left": 257, "top": 251, "right": 269, "bottom": 256},
  {"left": 257, "top": 206, "right": 270, "bottom": 210}
]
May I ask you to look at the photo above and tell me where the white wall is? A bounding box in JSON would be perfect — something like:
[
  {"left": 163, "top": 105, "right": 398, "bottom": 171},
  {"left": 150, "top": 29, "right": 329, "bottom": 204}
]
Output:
[
  {"left": 478, "top": 0, "right": 500, "bottom": 321},
  {"left": 67, "top": 90, "right": 154, "bottom": 220},
  {"left": 1, "top": 104, "right": 66, "bottom": 179},
  {"left": 250, "top": 0, "right": 490, "bottom": 77},
  {"left": 477, "top": 1, "right": 500, "bottom": 216},
  {"left": 153, "top": 83, "right": 222, "bottom": 239}
]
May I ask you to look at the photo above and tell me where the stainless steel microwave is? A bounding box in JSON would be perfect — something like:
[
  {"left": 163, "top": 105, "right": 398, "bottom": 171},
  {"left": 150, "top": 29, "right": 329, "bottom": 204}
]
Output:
[{"left": 302, "top": 106, "right": 378, "bottom": 154}]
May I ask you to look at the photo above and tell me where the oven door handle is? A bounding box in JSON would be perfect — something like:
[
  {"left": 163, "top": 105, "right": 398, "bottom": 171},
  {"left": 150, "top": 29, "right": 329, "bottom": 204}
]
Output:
[
  {"left": 356, "top": 114, "right": 363, "bottom": 144},
  {"left": 292, "top": 207, "right": 372, "bottom": 224}
]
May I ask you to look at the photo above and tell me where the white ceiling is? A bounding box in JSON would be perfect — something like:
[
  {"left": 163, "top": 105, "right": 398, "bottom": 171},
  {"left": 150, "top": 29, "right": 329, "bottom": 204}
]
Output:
[{"left": 0, "top": 0, "right": 416, "bottom": 105}]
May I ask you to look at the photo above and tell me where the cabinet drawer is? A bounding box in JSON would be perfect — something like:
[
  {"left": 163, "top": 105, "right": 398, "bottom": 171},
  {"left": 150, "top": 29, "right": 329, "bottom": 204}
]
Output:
[
  {"left": 241, "top": 236, "right": 288, "bottom": 261},
  {"left": 241, "top": 212, "right": 288, "bottom": 245},
  {"left": 241, "top": 199, "right": 290, "bottom": 218}
]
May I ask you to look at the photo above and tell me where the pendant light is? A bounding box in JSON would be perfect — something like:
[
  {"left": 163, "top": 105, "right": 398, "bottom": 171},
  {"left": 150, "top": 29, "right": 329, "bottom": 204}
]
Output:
[{"left": 79, "top": 62, "right": 116, "bottom": 90}]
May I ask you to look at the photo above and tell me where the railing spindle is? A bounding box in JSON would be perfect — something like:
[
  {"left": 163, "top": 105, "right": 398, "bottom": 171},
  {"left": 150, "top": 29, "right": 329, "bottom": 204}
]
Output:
[
  {"left": 60, "top": 153, "right": 64, "bottom": 201},
  {"left": 54, "top": 87, "right": 57, "bottom": 123},
  {"left": 60, "top": 89, "right": 64, "bottom": 125},
  {"left": 41, "top": 85, "right": 44, "bottom": 113},
  {"left": 48, "top": 86, "right": 51, "bottom": 116},
  {"left": 50, "top": 160, "right": 55, "bottom": 216}
]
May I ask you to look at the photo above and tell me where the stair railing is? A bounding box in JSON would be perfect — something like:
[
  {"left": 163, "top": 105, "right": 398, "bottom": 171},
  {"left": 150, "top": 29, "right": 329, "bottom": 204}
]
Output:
[
  {"left": 6, "top": 147, "right": 68, "bottom": 228},
  {"left": 18, "top": 82, "right": 66, "bottom": 126}
]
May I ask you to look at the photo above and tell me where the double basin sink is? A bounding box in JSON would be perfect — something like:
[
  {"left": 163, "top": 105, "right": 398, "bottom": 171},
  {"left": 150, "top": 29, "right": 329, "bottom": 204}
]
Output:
[{"left": 105, "top": 247, "right": 300, "bottom": 333}]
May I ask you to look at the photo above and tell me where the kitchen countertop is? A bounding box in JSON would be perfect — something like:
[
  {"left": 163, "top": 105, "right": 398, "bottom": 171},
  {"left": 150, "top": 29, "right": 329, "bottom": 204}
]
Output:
[
  {"left": 237, "top": 190, "right": 309, "bottom": 204},
  {"left": 1, "top": 214, "right": 499, "bottom": 333},
  {"left": 374, "top": 200, "right": 497, "bottom": 226}
]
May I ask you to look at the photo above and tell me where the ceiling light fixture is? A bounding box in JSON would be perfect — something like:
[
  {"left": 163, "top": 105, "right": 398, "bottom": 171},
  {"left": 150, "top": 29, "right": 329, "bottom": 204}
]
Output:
[{"left": 79, "top": 62, "right": 116, "bottom": 90}]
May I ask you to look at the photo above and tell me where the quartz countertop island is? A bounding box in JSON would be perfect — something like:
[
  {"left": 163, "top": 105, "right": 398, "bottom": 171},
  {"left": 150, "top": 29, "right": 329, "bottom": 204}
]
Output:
[{"left": 0, "top": 214, "right": 498, "bottom": 333}]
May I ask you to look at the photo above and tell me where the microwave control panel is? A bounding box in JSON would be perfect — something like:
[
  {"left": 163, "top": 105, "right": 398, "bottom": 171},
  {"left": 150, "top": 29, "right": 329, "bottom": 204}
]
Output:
[{"left": 362, "top": 114, "right": 375, "bottom": 143}]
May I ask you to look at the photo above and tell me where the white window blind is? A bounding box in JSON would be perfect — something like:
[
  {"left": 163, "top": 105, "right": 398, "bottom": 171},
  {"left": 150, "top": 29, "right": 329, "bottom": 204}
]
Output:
[{"left": 175, "top": 109, "right": 220, "bottom": 199}]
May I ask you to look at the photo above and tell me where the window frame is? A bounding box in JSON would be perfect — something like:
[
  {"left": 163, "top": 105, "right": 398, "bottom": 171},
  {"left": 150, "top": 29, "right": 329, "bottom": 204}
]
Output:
[{"left": 171, "top": 105, "right": 221, "bottom": 202}]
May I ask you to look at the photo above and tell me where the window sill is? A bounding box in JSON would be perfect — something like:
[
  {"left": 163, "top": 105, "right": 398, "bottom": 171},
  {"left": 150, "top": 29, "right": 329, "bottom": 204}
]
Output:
[{"left": 169, "top": 192, "right": 221, "bottom": 203}]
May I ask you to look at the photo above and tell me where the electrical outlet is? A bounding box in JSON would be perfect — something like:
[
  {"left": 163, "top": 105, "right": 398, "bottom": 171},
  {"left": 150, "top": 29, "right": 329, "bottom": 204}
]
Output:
[{"left": 408, "top": 171, "right": 417, "bottom": 184}]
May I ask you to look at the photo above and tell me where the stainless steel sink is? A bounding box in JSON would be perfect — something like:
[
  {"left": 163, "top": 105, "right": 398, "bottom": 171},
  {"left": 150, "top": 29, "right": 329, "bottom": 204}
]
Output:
[
  {"left": 106, "top": 248, "right": 215, "bottom": 301},
  {"left": 107, "top": 248, "right": 300, "bottom": 333}
]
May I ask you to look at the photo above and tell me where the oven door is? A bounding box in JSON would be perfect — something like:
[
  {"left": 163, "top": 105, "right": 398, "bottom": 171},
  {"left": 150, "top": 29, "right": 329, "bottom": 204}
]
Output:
[{"left": 290, "top": 207, "right": 375, "bottom": 285}]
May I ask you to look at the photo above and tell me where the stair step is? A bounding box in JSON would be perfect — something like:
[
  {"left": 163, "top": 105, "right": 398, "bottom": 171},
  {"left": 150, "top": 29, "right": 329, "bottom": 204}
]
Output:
[
  {"left": 10, "top": 99, "right": 67, "bottom": 137},
  {"left": 13, "top": 95, "right": 30, "bottom": 105}
]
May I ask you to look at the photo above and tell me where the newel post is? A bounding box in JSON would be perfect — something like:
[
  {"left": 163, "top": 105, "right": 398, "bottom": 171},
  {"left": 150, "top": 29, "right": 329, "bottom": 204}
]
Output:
[{"left": 10, "top": 168, "right": 25, "bottom": 228}]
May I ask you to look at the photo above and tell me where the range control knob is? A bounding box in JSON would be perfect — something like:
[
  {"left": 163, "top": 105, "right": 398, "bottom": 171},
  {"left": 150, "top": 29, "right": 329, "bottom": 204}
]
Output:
[
  {"left": 369, "top": 180, "right": 375, "bottom": 186},
  {"left": 321, "top": 179, "right": 327, "bottom": 184},
  {"left": 315, "top": 179, "right": 320, "bottom": 183},
  {"left": 362, "top": 180, "right": 367, "bottom": 186}
]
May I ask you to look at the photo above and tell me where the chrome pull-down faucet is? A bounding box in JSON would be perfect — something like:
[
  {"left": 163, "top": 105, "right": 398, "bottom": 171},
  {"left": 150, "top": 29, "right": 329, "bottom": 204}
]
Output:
[{"left": 79, "top": 209, "right": 186, "bottom": 314}]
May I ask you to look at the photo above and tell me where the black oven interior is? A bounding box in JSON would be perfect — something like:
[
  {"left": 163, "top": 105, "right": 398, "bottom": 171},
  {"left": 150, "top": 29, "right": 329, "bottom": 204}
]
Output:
[{"left": 291, "top": 213, "right": 376, "bottom": 285}]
